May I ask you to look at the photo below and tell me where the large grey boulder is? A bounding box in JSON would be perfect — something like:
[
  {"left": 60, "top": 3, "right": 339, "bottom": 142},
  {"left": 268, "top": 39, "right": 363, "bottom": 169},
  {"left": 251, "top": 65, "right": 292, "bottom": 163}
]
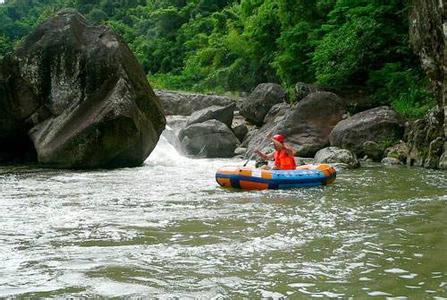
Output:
[
  {"left": 330, "top": 106, "right": 404, "bottom": 160},
  {"left": 187, "top": 103, "right": 235, "bottom": 128},
  {"left": 179, "top": 119, "right": 239, "bottom": 158},
  {"left": 0, "top": 10, "right": 166, "bottom": 168},
  {"left": 155, "top": 90, "right": 236, "bottom": 116},
  {"left": 240, "top": 83, "right": 287, "bottom": 126},
  {"left": 245, "top": 92, "right": 345, "bottom": 157},
  {"left": 314, "top": 147, "right": 360, "bottom": 169},
  {"left": 279, "top": 92, "right": 346, "bottom": 157}
]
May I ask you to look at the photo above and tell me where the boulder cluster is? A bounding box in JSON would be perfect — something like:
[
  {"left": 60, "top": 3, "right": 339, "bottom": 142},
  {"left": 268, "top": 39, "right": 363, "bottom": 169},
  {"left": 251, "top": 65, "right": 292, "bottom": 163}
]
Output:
[
  {"left": 157, "top": 82, "right": 409, "bottom": 169},
  {"left": 158, "top": 71, "right": 445, "bottom": 170}
]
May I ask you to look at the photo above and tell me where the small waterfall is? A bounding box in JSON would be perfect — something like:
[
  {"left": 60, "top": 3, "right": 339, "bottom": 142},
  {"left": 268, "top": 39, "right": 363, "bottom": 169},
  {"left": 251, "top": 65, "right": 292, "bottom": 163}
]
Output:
[{"left": 146, "top": 126, "right": 188, "bottom": 166}]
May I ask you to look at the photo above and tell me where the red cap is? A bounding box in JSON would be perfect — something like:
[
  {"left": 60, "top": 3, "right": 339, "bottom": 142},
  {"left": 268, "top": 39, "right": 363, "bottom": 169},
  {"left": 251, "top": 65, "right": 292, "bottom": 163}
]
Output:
[{"left": 273, "top": 134, "right": 285, "bottom": 143}]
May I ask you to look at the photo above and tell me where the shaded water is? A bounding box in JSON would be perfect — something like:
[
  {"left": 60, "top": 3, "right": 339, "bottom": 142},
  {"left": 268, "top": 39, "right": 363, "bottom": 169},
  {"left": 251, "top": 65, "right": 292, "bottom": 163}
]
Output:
[{"left": 0, "top": 137, "right": 446, "bottom": 298}]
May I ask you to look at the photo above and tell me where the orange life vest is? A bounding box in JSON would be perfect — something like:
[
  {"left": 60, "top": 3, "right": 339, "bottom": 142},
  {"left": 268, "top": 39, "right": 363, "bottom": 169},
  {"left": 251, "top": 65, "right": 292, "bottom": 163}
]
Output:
[{"left": 274, "top": 149, "right": 297, "bottom": 170}]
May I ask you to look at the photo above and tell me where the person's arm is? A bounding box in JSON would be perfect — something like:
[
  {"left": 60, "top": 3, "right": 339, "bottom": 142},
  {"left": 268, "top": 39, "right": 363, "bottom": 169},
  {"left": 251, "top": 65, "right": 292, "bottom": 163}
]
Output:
[{"left": 255, "top": 150, "right": 274, "bottom": 160}]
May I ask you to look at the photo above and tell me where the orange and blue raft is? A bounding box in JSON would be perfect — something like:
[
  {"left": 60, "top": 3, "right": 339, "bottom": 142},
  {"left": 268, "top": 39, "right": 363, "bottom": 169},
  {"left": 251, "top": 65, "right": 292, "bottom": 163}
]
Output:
[{"left": 215, "top": 164, "right": 336, "bottom": 190}]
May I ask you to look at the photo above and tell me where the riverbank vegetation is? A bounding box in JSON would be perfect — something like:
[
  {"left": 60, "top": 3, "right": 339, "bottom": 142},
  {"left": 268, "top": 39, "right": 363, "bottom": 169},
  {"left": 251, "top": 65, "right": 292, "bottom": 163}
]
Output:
[{"left": 0, "top": 0, "right": 434, "bottom": 118}]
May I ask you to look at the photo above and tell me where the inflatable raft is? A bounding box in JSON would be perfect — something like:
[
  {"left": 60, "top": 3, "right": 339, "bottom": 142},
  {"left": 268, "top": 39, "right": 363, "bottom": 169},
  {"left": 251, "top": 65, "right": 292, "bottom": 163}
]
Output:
[{"left": 216, "top": 164, "right": 336, "bottom": 190}]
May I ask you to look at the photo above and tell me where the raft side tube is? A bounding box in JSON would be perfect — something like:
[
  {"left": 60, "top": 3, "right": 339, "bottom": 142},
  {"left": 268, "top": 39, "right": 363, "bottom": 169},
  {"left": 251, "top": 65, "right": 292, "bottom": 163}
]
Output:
[{"left": 215, "top": 164, "right": 336, "bottom": 190}]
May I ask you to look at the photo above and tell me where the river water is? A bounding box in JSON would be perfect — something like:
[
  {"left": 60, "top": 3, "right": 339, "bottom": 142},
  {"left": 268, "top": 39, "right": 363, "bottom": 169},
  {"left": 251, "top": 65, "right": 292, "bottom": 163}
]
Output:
[{"left": 0, "top": 136, "right": 446, "bottom": 298}]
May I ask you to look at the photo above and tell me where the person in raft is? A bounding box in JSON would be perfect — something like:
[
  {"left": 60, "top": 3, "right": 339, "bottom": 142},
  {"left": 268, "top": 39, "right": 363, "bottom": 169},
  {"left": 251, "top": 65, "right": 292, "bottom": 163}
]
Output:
[{"left": 254, "top": 134, "right": 297, "bottom": 170}]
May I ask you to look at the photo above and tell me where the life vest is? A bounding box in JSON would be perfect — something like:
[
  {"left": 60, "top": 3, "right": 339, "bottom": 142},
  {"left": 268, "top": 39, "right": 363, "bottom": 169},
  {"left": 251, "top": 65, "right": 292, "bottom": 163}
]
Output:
[{"left": 274, "top": 149, "right": 297, "bottom": 170}]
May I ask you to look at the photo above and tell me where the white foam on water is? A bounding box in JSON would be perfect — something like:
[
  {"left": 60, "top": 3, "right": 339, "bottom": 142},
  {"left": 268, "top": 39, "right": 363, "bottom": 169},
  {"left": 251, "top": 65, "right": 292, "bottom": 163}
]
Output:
[
  {"left": 385, "top": 268, "right": 409, "bottom": 274},
  {"left": 146, "top": 131, "right": 188, "bottom": 166}
]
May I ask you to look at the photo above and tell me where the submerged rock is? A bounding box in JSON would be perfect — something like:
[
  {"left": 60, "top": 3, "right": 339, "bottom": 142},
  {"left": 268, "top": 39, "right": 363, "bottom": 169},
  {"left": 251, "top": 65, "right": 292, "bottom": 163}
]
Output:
[
  {"left": 0, "top": 10, "right": 166, "bottom": 168},
  {"left": 179, "top": 119, "right": 239, "bottom": 158},
  {"left": 330, "top": 106, "right": 404, "bottom": 160},
  {"left": 314, "top": 147, "right": 360, "bottom": 169},
  {"left": 240, "top": 83, "right": 287, "bottom": 126}
]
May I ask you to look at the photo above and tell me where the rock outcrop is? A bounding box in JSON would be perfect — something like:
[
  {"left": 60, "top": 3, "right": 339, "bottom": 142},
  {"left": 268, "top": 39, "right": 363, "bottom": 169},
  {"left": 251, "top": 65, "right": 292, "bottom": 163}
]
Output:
[
  {"left": 155, "top": 90, "right": 236, "bottom": 116},
  {"left": 406, "top": 106, "right": 445, "bottom": 167},
  {"left": 0, "top": 10, "right": 166, "bottom": 168},
  {"left": 240, "top": 83, "right": 287, "bottom": 126},
  {"left": 179, "top": 120, "right": 239, "bottom": 158},
  {"left": 314, "top": 147, "right": 360, "bottom": 169},
  {"left": 186, "top": 104, "right": 235, "bottom": 128},
  {"left": 409, "top": 0, "right": 446, "bottom": 169},
  {"left": 330, "top": 106, "right": 404, "bottom": 160}
]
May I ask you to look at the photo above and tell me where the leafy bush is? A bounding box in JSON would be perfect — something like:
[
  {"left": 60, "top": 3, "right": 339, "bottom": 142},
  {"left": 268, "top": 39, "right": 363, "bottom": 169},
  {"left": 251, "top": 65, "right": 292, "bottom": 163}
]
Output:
[
  {"left": 368, "top": 63, "right": 434, "bottom": 119},
  {"left": 0, "top": 0, "right": 435, "bottom": 119}
]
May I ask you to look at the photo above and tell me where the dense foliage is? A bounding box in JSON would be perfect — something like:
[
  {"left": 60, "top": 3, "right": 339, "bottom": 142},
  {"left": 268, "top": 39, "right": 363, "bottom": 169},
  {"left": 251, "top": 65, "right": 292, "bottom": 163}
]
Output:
[{"left": 0, "top": 0, "right": 434, "bottom": 118}]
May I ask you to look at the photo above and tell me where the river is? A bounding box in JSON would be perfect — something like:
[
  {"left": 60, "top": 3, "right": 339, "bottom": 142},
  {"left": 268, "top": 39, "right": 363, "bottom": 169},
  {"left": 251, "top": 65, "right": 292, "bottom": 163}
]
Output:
[{"left": 0, "top": 135, "right": 446, "bottom": 298}]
